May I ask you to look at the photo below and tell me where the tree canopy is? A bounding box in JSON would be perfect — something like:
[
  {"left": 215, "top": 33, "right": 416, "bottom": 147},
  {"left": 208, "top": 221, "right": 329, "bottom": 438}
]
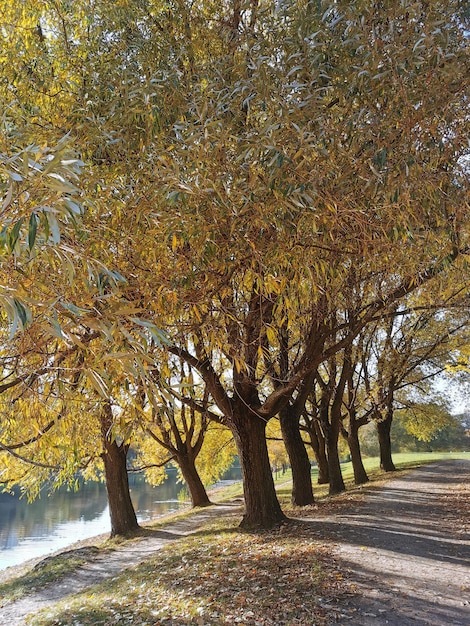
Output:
[{"left": 0, "top": 0, "right": 469, "bottom": 530}]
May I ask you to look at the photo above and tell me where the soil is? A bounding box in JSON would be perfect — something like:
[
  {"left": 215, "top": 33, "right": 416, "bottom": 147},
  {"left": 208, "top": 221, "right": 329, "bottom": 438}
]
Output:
[{"left": 0, "top": 460, "right": 468, "bottom": 626}]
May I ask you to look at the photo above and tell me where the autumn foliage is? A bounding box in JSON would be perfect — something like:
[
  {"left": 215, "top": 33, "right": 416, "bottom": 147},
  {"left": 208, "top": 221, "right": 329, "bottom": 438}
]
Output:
[{"left": 0, "top": 0, "right": 469, "bottom": 532}]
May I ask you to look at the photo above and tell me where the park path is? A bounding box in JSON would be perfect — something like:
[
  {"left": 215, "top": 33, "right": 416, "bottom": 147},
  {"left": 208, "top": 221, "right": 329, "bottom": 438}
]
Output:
[{"left": 315, "top": 459, "right": 470, "bottom": 625}]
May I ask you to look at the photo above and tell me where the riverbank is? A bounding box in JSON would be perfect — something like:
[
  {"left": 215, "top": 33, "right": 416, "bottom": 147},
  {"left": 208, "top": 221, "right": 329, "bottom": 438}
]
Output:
[
  {"left": 1, "top": 451, "right": 467, "bottom": 582},
  {"left": 0, "top": 458, "right": 468, "bottom": 625},
  {"left": 0, "top": 476, "right": 243, "bottom": 583}
]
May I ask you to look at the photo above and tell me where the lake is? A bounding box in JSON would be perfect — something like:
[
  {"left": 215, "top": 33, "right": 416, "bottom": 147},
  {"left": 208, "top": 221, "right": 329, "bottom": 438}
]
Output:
[{"left": 0, "top": 473, "right": 189, "bottom": 571}]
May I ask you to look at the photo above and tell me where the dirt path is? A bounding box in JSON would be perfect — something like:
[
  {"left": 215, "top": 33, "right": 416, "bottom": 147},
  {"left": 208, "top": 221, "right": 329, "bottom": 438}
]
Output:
[
  {"left": 317, "top": 459, "right": 470, "bottom": 625},
  {"left": 1, "top": 461, "right": 468, "bottom": 625},
  {"left": 0, "top": 502, "right": 242, "bottom": 625}
]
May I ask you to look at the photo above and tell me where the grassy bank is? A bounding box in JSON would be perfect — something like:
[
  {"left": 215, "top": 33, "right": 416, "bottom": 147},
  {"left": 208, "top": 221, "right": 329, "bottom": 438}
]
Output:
[{"left": 29, "top": 517, "right": 333, "bottom": 626}]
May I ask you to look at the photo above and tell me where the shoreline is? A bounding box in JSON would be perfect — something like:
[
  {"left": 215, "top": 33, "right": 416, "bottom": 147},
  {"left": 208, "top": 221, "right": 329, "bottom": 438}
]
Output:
[
  {"left": 0, "top": 504, "right": 194, "bottom": 583},
  {"left": 0, "top": 481, "right": 238, "bottom": 582}
]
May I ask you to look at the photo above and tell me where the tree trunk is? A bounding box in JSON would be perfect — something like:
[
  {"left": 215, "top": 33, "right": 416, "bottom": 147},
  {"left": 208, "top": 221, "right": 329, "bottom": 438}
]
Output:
[
  {"left": 309, "top": 420, "right": 329, "bottom": 484},
  {"left": 280, "top": 408, "right": 314, "bottom": 506},
  {"left": 325, "top": 408, "right": 345, "bottom": 495},
  {"left": 102, "top": 437, "right": 140, "bottom": 537},
  {"left": 177, "top": 454, "right": 212, "bottom": 507},
  {"left": 100, "top": 402, "right": 139, "bottom": 537},
  {"left": 347, "top": 421, "right": 369, "bottom": 485},
  {"left": 232, "top": 414, "right": 286, "bottom": 529},
  {"left": 344, "top": 343, "right": 368, "bottom": 485},
  {"left": 326, "top": 437, "right": 345, "bottom": 495},
  {"left": 377, "top": 410, "right": 396, "bottom": 472}
]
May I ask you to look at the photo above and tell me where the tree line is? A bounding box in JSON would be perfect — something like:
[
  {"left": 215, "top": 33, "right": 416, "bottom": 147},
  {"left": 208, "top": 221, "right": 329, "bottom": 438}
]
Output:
[{"left": 0, "top": 0, "right": 469, "bottom": 534}]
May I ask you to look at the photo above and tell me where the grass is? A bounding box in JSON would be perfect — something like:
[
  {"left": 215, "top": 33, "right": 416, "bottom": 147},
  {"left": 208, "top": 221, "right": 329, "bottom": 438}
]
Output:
[
  {"left": 217, "top": 451, "right": 470, "bottom": 506},
  {"left": 277, "top": 450, "right": 470, "bottom": 510},
  {"left": 28, "top": 517, "right": 332, "bottom": 626},
  {"left": 0, "top": 546, "right": 106, "bottom": 607},
  {"left": 340, "top": 450, "right": 470, "bottom": 485},
  {"left": 4, "top": 451, "right": 469, "bottom": 624}
]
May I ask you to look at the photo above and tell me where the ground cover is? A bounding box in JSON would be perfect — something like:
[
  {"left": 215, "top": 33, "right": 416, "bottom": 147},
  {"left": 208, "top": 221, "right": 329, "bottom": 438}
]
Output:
[
  {"left": 29, "top": 517, "right": 333, "bottom": 626},
  {"left": 0, "top": 452, "right": 468, "bottom": 625},
  {"left": 0, "top": 547, "right": 106, "bottom": 606}
]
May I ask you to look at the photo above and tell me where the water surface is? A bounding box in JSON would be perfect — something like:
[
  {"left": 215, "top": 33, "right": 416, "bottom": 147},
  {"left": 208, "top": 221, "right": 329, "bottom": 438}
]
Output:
[{"left": 0, "top": 475, "right": 186, "bottom": 571}]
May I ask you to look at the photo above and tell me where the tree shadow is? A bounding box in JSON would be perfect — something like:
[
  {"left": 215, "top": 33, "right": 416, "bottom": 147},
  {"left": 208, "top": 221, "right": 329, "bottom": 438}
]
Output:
[
  {"left": 32, "top": 525, "right": 329, "bottom": 626},
  {"left": 331, "top": 555, "right": 469, "bottom": 625},
  {"left": 288, "top": 460, "right": 470, "bottom": 624}
]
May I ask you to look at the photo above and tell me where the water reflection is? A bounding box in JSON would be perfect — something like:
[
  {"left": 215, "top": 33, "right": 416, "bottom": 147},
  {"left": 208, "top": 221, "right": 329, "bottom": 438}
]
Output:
[{"left": 0, "top": 475, "right": 186, "bottom": 571}]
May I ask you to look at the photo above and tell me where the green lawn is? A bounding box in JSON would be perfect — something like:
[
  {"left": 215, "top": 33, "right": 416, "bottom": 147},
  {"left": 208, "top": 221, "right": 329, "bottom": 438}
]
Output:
[
  {"left": 214, "top": 450, "right": 470, "bottom": 506},
  {"left": 274, "top": 450, "right": 470, "bottom": 507}
]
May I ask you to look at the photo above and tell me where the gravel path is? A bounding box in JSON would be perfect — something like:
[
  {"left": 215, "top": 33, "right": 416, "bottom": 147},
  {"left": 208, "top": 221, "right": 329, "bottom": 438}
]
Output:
[{"left": 319, "top": 459, "right": 470, "bottom": 625}]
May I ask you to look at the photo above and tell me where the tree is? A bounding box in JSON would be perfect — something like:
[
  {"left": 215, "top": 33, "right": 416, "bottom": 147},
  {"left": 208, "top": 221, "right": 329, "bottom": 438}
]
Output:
[
  {"left": 1, "top": 0, "right": 468, "bottom": 531},
  {"left": 134, "top": 359, "right": 236, "bottom": 507},
  {"left": 0, "top": 1, "right": 171, "bottom": 534},
  {"left": 0, "top": 325, "right": 145, "bottom": 536},
  {"left": 156, "top": 0, "right": 469, "bottom": 525},
  {"left": 341, "top": 341, "right": 371, "bottom": 485},
  {"left": 302, "top": 406, "right": 330, "bottom": 485},
  {"left": 359, "top": 303, "right": 470, "bottom": 470},
  {"left": 278, "top": 322, "right": 316, "bottom": 506},
  {"left": 398, "top": 402, "right": 453, "bottom": 443},
  {"left": 99, "top": 400, "right": 140, "bottom": 536},
  {"left": 312, "top": 352, "right": 349, "bottom": 494},
  {"left": 392, "top": 410, "right": 470, "bottom": 451}
]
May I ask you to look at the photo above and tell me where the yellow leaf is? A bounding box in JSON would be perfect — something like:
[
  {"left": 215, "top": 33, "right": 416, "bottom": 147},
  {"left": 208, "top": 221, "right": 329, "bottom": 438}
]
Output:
[
  {"left": 266, "top": 325, "right": 277, "bottom": 345},
  {"left": 85, "top": 369, "right": 109, "bottom": 398}
]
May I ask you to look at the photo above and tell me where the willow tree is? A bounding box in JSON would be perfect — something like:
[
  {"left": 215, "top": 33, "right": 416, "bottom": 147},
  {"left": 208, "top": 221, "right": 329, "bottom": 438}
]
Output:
[
  {"left": 82, "top": 0, "right": 469, "bottom": 527},
  {"left": 0, "top": 1, "right": 168, "bottom": 531},
  {"left": 2, "top": 0, "right": 469, "bottom": 530},
  {"left": 358, "top": 302, "right": 470, "bottom": 470},
  {"left": 133, "top": 356, "right": 236, "bottom": 508},
  {"left": 149, "top": 0, "right": 469, "bottom": 527}
]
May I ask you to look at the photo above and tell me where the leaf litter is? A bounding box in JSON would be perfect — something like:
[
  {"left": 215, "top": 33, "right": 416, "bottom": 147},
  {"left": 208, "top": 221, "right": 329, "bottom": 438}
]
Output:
[{"left": 28, "top": 517, "right": 334, "bottom": 625}]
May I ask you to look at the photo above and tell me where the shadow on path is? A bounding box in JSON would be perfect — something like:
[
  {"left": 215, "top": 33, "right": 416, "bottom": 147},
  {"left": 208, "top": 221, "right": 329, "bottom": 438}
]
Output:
[
  {"left": 1, "top": 463, "right": 468, "bottom": 625},
  {"left": 300, "top": 459, "right": 470, "bottom": 625}
]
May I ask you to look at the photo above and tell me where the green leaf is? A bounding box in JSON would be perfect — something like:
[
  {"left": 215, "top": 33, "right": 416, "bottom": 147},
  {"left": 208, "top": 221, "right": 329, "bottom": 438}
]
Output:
[
  {"left": 47, "top": 314, "right": 64, "bottom": 338},
  {"left": 8, "top": 219, "right": 24, "bottom": 252},
  {"left": 22, "top": 151, "right": 29, "bottom": 178},
  {"left": 373, "top": 148, "right": 388, "bottom": 169},
  {"left": 42, "top": 152, "right": 63, "bottom": 175},
  {"left": 47, "top": 173, "right": 79, "bottom": 194},
  {"left": 13, "top": 297, "right": 30, "bottom": 327},
  {"left": 61, "top": 301, "right": 92, "bottom": 316},
  {"left": 28, "top": 213, "right": 38, "bottom": 251},
  {"left": 129, "top": 318, "right": 172, "bottom": 345}
]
